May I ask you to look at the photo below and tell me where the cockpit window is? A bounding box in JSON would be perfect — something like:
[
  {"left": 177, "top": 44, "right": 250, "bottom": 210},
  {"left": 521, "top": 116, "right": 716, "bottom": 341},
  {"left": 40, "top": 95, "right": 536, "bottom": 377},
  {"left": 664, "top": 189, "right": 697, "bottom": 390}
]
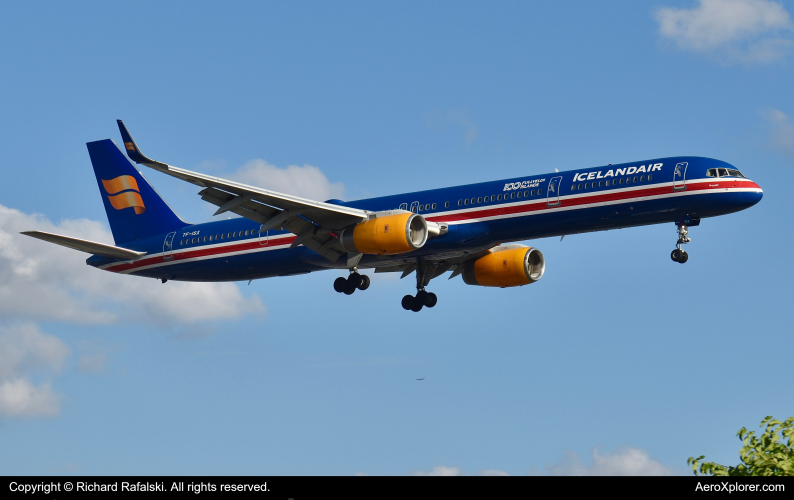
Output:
[
  {"left": 707, "top": 169, "right": 717, "bottom": 177},
  {"left": 727, "top": 169, "right": 746, "bottom": 178},
  {"left": 718, "top": 168, "right": 729, "bottom": 177}
]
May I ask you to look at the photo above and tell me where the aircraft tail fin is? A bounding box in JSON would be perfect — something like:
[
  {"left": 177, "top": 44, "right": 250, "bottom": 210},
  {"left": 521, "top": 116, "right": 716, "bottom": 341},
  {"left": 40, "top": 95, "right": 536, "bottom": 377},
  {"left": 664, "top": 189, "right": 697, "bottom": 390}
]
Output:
[{"left": 87, "top": 139, "right": 189, "bottom": 245}]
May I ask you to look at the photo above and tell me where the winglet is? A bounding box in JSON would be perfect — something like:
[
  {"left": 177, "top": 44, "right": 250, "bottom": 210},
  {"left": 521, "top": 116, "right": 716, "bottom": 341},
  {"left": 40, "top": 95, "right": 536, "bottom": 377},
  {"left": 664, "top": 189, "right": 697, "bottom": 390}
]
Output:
[{"left": 116, "top": 120, "right": 168, "bottom": 170}]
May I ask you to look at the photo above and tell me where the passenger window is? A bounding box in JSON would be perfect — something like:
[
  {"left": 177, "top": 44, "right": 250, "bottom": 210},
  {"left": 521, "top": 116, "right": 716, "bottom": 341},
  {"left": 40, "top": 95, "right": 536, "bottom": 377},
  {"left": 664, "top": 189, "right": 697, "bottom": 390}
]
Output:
[
  {"left": 191, "top": 238, "right": 195, "bottom": 244},
  {"left": 648, "top": 174, "right": 652, "bottom": 181},
  {"left": 180, "top": 240, "right": 183, "bottom": 245},
  {"left": 432, "top": 203, "right": 437, "bottom": 209},
  {"left": 458, "top": 200, "right": 462, "bottom": 206},
  {"left": 464, "top": 199, "right": 469, "bottom": 205},
  {"left": 517, "top": 192, "right": 522, "bottom": 198},
  {"left": 244, "top": 230, "right": 249, "bottom": 236},
  {"left": 444, "top": 202, "right": 449, "bottom": 208},
  {"left": 477, "top": 197, "right": 482, "bottom": 203},
  {"left": 640, "top": 175, "right": 645, "bottom": 181},
  {"left": 470, "top": 198, "right": 475, "bottom": 204},
  {"left": 598, "top": 181, "right": 603, "bottom": 187},
  {"left": 633, "top": 176, "right": 638, "bottom": 182},
  {"left": 571, "top": 185, "right": 576, "bottom": 191},
  {"left": 497, "top": 194, "right": 502, "bottom": 200}
]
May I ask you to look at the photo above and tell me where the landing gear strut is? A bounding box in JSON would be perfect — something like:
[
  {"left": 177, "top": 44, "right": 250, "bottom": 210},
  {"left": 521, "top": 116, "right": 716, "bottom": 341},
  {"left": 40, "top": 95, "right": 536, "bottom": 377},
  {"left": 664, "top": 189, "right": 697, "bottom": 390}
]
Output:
[
  {"left": 671, "top": 224, "right": 690, "bottom": 264},
  {"left": 401, "top": 260, "right": 438, "bottom": 312},
  {"left": 333, "top": 268, "right": 370, "bottom": 295}
]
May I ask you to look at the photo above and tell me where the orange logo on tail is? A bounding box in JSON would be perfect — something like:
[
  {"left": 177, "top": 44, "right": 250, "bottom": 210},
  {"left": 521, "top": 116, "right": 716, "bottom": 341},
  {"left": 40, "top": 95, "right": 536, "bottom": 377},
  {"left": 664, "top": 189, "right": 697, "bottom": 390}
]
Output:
[{"left": 102, "top": 176, "right": 145, "bottom": 214}]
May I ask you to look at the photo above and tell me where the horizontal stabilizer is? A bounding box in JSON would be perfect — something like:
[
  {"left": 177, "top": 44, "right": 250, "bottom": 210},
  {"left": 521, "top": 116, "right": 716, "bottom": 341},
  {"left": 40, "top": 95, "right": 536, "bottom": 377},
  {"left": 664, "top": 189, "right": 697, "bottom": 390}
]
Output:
[{"left": 21, "top": 231, "right": 147, "bottom": 260}]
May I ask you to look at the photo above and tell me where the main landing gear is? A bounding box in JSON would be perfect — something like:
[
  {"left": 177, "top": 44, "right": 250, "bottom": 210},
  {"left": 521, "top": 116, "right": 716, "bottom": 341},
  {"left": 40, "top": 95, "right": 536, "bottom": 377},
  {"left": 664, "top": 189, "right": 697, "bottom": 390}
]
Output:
[
  {"left": 401, "top": 260, "right": 438, "bottom": 312},
  {"left": 401, "top": 290, "right": 437, "bottom": 312},
  {"left": 671, "top": 223, "right": 691, "bottom": 264},
  {"left": 333, "top": 269, "right": 370, "bottom": 295}
]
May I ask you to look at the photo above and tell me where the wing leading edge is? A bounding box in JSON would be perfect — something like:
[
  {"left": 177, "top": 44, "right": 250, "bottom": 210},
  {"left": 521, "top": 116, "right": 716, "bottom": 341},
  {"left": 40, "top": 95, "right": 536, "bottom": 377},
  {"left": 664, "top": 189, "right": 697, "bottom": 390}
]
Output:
[{"left": 116, "top": 120, "right": 372, "bottom": 262}]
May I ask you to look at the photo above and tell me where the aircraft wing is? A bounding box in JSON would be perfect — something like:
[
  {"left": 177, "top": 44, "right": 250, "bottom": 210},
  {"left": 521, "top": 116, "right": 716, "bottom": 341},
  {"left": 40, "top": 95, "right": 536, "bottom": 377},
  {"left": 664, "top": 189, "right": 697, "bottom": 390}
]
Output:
[
  {"left": 21, "top": 231, "right": 147, "bottom": 260},
  {"left": 116, "top": 120, "right": 372, "bottom": 262}
]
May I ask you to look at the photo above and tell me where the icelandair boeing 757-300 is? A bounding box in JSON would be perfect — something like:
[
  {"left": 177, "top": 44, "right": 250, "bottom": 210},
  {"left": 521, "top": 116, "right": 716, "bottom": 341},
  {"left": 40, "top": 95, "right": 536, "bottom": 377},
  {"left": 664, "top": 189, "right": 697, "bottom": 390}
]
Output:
[{"left": 23, "top": 121, "right": 763, "bottom": 312}]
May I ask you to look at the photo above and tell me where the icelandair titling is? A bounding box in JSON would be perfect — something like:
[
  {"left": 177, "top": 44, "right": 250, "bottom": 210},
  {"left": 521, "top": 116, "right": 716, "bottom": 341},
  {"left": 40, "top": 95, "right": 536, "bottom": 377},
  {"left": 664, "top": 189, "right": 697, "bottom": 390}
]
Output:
[{"left": 572, "top": 163, "right": 663, "bottom": 182}]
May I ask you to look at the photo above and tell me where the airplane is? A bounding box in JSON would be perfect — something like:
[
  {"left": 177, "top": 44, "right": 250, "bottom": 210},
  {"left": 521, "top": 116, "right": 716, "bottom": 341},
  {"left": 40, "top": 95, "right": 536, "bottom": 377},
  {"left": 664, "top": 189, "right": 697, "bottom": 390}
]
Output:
[
  {"left": 22, "top": 121, "right": 763, "bottom": 312},
  {"left": 417, "top": 378, "right": 425, "bottom": 381}
]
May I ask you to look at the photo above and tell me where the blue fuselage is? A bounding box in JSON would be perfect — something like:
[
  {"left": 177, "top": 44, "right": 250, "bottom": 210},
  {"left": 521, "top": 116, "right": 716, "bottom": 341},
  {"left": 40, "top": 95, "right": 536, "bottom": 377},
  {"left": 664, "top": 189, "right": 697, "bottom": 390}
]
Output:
[{"left": 87, "top": 156, "right": 762, "bottom": 282}]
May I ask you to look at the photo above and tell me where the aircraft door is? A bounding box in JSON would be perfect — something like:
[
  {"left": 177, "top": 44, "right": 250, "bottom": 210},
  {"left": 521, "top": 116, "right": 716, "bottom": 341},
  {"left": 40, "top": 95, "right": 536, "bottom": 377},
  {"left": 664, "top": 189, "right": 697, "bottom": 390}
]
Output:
[
  {"left": 162, "top": 231, "right": 175, "bottom": 261},
  {"left": 399, "top": 203, "right": 408, "bottom": 211},
  {"left": 673, "top": 162, "right": 688, "bottom": 191},
  {"left": 547, "top": 176, "right": 562, "bottom": 207},
  {"left": 258, "top": 226, "right": 269, "bottom": 246}
]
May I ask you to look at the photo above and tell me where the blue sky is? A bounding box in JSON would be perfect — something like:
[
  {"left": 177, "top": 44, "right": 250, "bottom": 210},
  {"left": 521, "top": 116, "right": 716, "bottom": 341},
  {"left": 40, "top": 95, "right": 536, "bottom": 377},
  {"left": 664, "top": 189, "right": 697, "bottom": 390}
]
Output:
[{"left": 1, "top": 0, "right": 793, "bottom": 475}]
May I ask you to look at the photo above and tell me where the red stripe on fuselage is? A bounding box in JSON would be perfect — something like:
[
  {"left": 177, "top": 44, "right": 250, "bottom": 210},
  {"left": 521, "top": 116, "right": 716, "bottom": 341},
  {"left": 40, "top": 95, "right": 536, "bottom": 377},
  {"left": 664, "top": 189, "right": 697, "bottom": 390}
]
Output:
[
  {"left": 105, "top": 179, "right": 759, "bottom": 274},
  {"left": 105, "top": 235, "right": 298, "bottom": 273},
  {"left": 426, "top": 179, "right": 760, "bottom": 223}
]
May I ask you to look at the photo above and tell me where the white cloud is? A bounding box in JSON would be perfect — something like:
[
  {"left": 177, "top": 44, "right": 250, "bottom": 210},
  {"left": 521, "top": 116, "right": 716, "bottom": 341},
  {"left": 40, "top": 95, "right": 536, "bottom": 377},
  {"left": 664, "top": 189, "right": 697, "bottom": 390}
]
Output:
[
  {"left": 0, "top": 203, "right": 264, "bottom": 329},
  {"left": 412, "top": 465, "right": 511, "bottom": 476},
  {"left": 478, "top": 469, "right": 511, "bottom": 476},
  {"left": 426, "top": 109, "right": 479, "bottom": 143},
  {"left": 230, "top": 160, "right": 345, "bottom": 201},
  {"left": 0, "top": 324, "right": 69, "bottom": 418},
  {"left": 545, "top": 447, "right": 674, "bottom": 476},
  {"left": 413, "top": 465, "right": 463, "bottom": 476},
  {"left": 764, "top": 108, "right": 794, "bottom": 158},
  {"left": 655, "top": 0, "right": 794, "bottom": 62}
]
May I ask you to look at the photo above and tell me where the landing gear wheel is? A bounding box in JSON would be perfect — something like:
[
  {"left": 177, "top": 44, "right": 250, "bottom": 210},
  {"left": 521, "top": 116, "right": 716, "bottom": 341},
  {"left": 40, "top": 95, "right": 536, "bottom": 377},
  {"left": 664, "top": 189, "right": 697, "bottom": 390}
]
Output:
[
  {"left": 410, "top": 300, "right": 424, "bottom": 312},
  {"left": 425, "top": 292, "right": 437, "bottom": 308},
  {"left": 347, "top": 273, "right": 363, "bottom": 288},
  {"left": 357, "top": 274, "right": 370, "bottom": 290},
  {"left": 333, "top": 277, "right": 347, "bottom": 293},
  {"left": 679, "top": 250, "right": 688, "bottom": 263},
  {"left": 344, "top": 284, "right": 356, "bottom": 295},
  {"left": 402, "top": 295, "right": 415, "bottom": 310},
  {"left": 416, "top": 290, "right": 429, "bottom": 305},
  {"left": 671, "top": 249, "right": 682, "bottom": 262}
]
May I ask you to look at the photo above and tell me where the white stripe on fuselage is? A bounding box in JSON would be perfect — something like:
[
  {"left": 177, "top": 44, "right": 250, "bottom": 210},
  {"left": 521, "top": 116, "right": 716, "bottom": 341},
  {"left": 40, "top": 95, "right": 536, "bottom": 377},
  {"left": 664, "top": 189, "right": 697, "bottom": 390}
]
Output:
[{"left": 105, "top": 178, "right": 760, "bottom": 274}]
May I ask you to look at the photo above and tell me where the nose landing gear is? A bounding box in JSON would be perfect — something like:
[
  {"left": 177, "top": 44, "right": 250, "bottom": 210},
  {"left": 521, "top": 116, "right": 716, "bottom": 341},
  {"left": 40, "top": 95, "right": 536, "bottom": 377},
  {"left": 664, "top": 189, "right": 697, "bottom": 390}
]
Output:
[
  {"left": 333, "top": 268, "right": 370, "bottom": 295},
  {"left": 671, "top": 223, "right": 690, "bottom": 264}
]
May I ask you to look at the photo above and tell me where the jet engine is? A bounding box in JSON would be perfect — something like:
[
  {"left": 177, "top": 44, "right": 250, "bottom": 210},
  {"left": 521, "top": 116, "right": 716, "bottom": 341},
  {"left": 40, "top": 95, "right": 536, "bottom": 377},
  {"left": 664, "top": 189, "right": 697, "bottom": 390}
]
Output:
[
  {"left": 462, "top": 244, "right": 545, "bottom": 287},
  {"left": 339, "top": 212, "right": 428, "bottom": 255}
]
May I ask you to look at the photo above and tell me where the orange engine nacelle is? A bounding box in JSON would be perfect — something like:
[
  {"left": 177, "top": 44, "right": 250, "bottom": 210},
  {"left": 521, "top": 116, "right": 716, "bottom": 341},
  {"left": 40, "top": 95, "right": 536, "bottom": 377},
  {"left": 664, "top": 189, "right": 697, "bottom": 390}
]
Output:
[
  {"left": 462, "top": 245, "right": 545, "bottom": 287},
  {"left": 339, "top": 212, "right": 428, "bottom": 255}
]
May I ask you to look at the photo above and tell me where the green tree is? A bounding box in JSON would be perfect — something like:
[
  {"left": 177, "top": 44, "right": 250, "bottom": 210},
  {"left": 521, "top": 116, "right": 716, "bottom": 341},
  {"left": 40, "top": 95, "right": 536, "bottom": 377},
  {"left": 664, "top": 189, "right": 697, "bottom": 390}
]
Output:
[{"left": 688, "top": 416, "right": 794, "bottom": 476}]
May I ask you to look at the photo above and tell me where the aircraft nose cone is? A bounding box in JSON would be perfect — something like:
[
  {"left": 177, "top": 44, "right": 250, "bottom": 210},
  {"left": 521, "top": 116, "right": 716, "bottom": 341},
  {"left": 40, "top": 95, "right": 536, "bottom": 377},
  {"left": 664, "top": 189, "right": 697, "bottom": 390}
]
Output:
[{"left": 742, "top": 183, "right": 763, "bottom": 209}]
